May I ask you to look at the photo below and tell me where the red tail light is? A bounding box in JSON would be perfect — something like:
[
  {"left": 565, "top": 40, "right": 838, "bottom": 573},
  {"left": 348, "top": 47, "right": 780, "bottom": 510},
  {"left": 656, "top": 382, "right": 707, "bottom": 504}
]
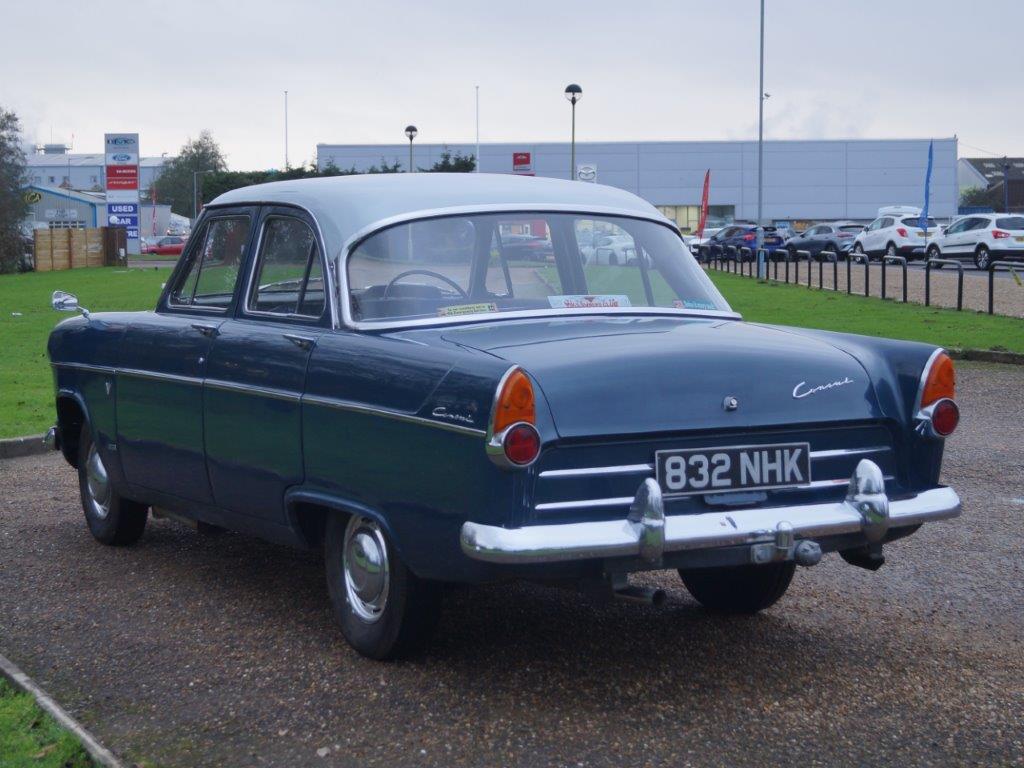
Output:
[
  {"left": 503, "top": 423, "right": 541, "bottom": 465},
  {"left": 896, "top": 228, "right": 908, "bottom": 237},
  {"left": 992, "top": 229, "right": 1010, "bottom": 239},
  {"left": 930, "top": 399, "right": 960, "bottom": 436},
  {"left": 837, "top": 232, "right": 853, "bottom": 238},
  {"left": 742, "top": 232, "right": 756, "bottom": 241}
]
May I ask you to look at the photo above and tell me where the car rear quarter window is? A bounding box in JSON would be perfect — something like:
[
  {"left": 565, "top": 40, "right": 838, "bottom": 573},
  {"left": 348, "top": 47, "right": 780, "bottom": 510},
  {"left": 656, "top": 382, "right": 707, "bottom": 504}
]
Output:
[
  {"left": 996, "top": 217, "right": 1024, "bottom": 230},
  {"left": 169, "top": 215, "right": 250, "bottom": 310}
]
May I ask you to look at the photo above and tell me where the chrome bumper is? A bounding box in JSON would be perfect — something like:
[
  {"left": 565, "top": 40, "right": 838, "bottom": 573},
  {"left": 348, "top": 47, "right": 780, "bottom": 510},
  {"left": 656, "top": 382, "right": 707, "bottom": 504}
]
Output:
[{"left": 460, "top": 459, "right": 961, "bottom": 565}]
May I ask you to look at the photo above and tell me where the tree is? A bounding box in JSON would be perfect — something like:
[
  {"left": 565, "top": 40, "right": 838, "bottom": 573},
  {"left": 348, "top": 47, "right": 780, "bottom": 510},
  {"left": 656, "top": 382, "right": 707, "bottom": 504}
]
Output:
[
  {"left": 153, "top": 131, "right": 228, "bottom": 218},
  {"left": 0, "top": 107, "right": 29, "bottom": 274},
  {"left": 421, "top": 148, "right": 475, "bottom": 173},
  {"left": 959, "top": 185, "right": 1000, "bottom": 211}
]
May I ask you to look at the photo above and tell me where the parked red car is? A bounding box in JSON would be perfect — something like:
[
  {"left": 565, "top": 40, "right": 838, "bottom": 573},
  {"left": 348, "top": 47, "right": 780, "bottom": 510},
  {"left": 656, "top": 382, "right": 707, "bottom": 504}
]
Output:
[{"left": 142, "top": 235, "right": 187, "bottom": 256}]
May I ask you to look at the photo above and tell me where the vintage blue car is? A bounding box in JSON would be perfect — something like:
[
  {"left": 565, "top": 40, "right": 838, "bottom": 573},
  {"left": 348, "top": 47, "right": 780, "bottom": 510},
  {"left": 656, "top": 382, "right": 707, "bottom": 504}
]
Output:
[{"left": 47, "top": 174, "right": 962, "bottom": 659}]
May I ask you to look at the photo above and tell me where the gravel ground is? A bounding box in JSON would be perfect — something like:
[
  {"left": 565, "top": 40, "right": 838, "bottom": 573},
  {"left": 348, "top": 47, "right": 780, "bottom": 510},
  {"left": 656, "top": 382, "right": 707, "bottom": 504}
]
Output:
[
  {"left": 725, "top": 260, "right": 1024, "bottom": 317},
  {"left": 1, "top": 362, "right": 1022, "bottom": 768}
]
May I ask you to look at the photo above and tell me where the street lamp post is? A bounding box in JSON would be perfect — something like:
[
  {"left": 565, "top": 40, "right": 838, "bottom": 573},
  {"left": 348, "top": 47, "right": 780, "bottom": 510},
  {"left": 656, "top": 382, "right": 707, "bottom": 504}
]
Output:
[
  {"left": 192, "top": 169, "right": 214, "bottom": 221},
  {"left": 405, "top": 125, "right": 418, "bottom": 173},
  {"left": 1004, "top": 157, "right": 1011, "bottom": 212},
  {"left": 564, "top": 84, "right": 582, "bottom": 180},
  {"left": 756, "top": 0, "right": 766, "bottom": 278}
]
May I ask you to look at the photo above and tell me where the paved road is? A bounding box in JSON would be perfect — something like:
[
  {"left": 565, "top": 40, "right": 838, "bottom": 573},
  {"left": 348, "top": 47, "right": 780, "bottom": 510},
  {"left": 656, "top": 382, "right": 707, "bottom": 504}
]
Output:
[{"left": 1, "top": 363, "right": 1022, "bottom": 767}]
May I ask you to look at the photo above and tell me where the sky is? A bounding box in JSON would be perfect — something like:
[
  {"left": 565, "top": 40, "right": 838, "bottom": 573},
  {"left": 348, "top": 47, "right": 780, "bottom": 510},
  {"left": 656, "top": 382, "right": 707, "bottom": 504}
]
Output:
[{"left": 3, "top": 0, "right": 1022, "bottom": 169}]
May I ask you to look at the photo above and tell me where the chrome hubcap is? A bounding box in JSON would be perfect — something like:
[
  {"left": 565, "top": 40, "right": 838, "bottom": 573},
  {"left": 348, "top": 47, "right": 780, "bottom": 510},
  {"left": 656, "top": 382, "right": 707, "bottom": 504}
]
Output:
[
  {"left": 85, "top": 444, "right": 111, "bottom": 520},
  {"left": 342, "top": 516, "right": 390, "bottom": 623}
]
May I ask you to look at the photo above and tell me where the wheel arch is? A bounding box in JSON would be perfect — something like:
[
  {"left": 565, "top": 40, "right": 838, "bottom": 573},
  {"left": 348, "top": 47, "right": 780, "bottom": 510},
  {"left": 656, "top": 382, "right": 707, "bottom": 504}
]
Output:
[
  {"left": 284, "top": 489, "right": 405, "bottom": 560},
  {"left": 55, "top": 390, "right": 90, "bottom": 468}
]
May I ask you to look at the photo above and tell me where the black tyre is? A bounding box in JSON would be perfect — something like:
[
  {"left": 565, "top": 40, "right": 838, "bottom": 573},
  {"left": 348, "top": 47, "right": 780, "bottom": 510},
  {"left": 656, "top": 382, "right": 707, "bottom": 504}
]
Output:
[
  {"left": 974, "top": 245, "right": 993, "bottom": 271},
  {"left": 885, "top": 242, "right": 897, "bottom": 260},
  {"left": 77, "top": 428, "right": 148, "bottom": 546},
  {"left": 678, "top": 562, "right": 795, "bottom": 614},
  {"left": 926, "top": 245, "right": 941, "bottom": 261},
  {"left": 325, "top": 513, "right": 441, "bottom": 660},
  {"left": 852, "top": 242, "right": 866, "bottom": 261}
]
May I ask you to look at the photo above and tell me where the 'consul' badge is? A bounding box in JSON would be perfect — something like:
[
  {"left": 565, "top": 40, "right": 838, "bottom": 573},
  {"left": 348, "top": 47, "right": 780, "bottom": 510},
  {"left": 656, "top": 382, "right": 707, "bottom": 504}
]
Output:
[
  {"left": 722, "top": 396, "right": 739, "bottom": 411},
  {"left": 792, "top": 376, "right": 854, "bottom": 399}
]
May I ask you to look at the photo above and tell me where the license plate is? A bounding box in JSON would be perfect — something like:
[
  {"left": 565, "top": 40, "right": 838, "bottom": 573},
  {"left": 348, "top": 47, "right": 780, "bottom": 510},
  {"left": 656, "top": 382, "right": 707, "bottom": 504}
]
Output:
[
  {"left": 655, "top": 442, "right": 811, "bottom": 497},
  {"left": 917, "top": 231, "right": 927, "bottom": 237},
  {"left": 1015, "top": 236, "right": 1024, "bottom": 242}
]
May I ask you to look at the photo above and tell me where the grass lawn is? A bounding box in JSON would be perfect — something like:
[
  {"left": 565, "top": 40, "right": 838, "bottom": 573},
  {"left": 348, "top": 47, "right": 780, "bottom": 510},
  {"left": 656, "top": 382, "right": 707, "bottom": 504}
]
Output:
[
  {"left": 0, "top": 265, "right": 1022, "bottom": 439},
  {"left": 708, "top": 271, "right": 1024, "bottom": 353},
  {"left": 0, "top": 678, "right": 93, "bottom": 767},
  {"left": 0, "top": 267, "right": 169, "bottom": 439}
]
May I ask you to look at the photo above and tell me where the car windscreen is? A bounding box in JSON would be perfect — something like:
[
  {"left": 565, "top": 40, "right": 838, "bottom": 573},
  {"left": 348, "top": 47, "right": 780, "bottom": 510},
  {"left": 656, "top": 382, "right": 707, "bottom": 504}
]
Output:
[
  {"left": 996, "top": 216, "right": 1024, "bottom": 230},
  {"left": 901, "top": 217, "right": 938, "bottom": 228},
  {"left": 346, "top": 212, "right": 730, "bottom": 324}
]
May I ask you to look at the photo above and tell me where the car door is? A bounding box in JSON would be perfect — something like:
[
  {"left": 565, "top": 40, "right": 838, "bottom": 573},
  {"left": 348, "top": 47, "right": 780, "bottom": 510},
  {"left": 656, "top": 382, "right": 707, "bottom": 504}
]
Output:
[
  {"left": 203, "top": 208, "right": 330, "bottom": 524},
  {"left": 940, "top": 218, "right": 970, "bottom": 256},
  {"left": 858, "top": 219, "right": 879, "bottom": 253},
  {"left": 961, "top": 217, "right": 990, "bottom": 256},
  {"left": 117, "top": 208, "right": 256, "bottom": 503}
]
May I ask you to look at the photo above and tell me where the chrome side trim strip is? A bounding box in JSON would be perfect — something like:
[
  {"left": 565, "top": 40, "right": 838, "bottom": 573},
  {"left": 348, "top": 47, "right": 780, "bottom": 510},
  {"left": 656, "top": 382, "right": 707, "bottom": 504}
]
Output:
[
  {"left": 462, "top": 484, "right": 961, "bottom": 565},
  {"left": 205, "top": 378, "right": 301, "bottom": 402},
  {"left": 538, "top": 449, "right": 891, "bottom": 481},
  {"left": 117, "top": 368, "right": 202, "bottom": 386},
  {"left": 810, "top": 446, "right": 891, "bottom": 459},
  {"left": 302, "top": 394, "right": 485, "bottom": 437},
  {"left": 51, "top": 361, "right": 117, "bottom": 375},
  {"left": 539, "top": 463, "right": 654, "bottom": 479},
  {"left": 535, "top": 476, "right": 895, "bottom": 511}
]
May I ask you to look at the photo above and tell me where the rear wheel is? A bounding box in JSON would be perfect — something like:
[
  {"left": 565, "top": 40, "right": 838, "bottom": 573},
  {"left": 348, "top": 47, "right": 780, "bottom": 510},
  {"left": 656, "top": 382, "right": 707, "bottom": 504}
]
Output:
[
  {"left": 679, "top": 562, "right": 795, "bottom": 614},
  {"left": 77, "top": 428, "right": 148, "bottom": 546},
  {"left": 885, "top": 242, "right": 897, "bottom": 260},
  {"left": 974, "top": 245, "right": 993, "bottom": 270},
  {"left": 325, "top": 513, "right": 441, "bottom": 660}
]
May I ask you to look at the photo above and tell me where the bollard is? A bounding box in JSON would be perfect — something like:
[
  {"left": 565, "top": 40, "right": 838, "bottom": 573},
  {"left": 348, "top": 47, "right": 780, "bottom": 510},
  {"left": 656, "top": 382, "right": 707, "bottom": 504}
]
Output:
[
  {"left": 846, "top": 252, "right": 852, "bottom": 294},
  {"left": 988, "top": 261, "right": 1020, "bottom": 315},
  {"left": 925, "top": 258, "right": 964, "bottom": 310}
]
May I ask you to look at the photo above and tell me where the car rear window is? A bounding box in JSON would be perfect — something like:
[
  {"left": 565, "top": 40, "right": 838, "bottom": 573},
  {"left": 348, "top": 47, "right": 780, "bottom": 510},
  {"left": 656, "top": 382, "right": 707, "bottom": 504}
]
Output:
[
  {"left": 996, "top": 217, "right": 1024, "bottom": 230},
  {"left": 901, "top": 217, "right": 937, "bottom": 228},
  {"left": 839, "top": 225, "right": 864, "bottom": 233}
]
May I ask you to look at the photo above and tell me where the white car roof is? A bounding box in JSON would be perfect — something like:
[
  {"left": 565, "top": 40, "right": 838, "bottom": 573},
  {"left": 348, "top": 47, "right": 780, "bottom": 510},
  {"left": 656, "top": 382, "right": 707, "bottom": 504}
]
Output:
[{"left": 208, "top": 173, "right": 668, "bottom": 256}]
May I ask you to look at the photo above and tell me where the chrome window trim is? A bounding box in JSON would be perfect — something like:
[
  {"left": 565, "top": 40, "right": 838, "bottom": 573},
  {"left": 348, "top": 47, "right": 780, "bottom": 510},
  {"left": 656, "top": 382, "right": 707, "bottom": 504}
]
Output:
[
  {"left": 302, "top": 394, "right": 485, "bottom": 437},
  {"left": 201, "top": 202, "right": 338, "bottom": 329},
  {"left": 334, "top": 204, "right": 739, "bottom": 331},
  {"left": 242, "top": 213, "right": 329, "bottom": 324},
  {"left": 810, "top": 446, "right": 891, "bottom": 459},
  {"left": 166, "top": 215, "right": 250, "bottom": 314}
]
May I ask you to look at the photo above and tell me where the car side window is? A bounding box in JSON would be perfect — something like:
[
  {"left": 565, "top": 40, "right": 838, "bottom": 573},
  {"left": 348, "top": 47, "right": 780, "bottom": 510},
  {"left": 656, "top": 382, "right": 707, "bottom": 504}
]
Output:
[
  {"left": 968, "top": 218, "right": 990, "bottom": 231},
  {"left": 247, "top": 216, "right": 326, "bottom": 318},
  {"left": 945, "top": 220, "right": 966, "bottom": 234},
  {"left": 169, "top": 215, "right": 250, "bottom": 310}
]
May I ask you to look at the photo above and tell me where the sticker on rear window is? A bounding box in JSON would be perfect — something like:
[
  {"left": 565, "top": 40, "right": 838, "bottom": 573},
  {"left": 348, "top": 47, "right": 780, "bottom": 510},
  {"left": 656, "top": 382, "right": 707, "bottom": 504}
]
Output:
[
  {"left": 548, "top": 295, "right": 631, "bottom": 309},
  {"left": 437, "top": 302, "right": 498, "bottom": 317},
  {"left": 674, "top": 299, "right": 717, "bottom": 310}
]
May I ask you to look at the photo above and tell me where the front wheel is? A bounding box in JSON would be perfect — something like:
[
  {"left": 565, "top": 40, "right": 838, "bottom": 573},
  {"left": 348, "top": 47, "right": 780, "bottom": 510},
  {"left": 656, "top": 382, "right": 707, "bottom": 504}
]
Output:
[
  {"left": 852, "top": 242, "right": 866, "bottom": 261},
  {"left": 77, "top": 428, "right": 148, "bottom": 546},
  {"left": 325, "top": 513, "right": 441, "bottom": 660},
  {"left": 975, "top": 245, "right": 993, "bottom": 271},
  {"left": 679, "top": 561, "right": 795, "bottom": 614},
  {"left": 885, "top": 242, "right": 898, "bottom": 260}
]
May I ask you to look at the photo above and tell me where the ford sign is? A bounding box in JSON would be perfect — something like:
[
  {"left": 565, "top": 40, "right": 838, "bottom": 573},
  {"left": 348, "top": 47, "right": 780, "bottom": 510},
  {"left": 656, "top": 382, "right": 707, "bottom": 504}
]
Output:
[{"left": 111, "top": 153, "right": 132, "bottom": 162}]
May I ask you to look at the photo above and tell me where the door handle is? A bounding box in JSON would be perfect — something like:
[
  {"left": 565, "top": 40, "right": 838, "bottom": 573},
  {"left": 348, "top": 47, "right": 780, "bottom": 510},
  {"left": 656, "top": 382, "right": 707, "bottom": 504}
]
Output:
[
  {"left": 191, "top": 322, "right": 219, "bottom": 337},
  {"left": 283, "top": 333, "right": 316, "bottom": 351}
]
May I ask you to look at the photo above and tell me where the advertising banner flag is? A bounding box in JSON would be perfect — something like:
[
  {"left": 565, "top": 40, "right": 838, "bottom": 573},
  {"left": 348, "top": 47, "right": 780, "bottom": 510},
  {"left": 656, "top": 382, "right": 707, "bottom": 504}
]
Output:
[
  {"left": 919, "top": 141, "right": 934, "bottom": 231},
  {"left": 696, "top": 170, "right": 711, "bottom": 238}
]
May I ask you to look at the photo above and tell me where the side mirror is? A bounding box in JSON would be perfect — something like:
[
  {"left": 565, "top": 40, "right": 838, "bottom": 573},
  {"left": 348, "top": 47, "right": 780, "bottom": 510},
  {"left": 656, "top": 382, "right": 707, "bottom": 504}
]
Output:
[{"left": 52, "top": 290, "right": 89, "bottom": 318}]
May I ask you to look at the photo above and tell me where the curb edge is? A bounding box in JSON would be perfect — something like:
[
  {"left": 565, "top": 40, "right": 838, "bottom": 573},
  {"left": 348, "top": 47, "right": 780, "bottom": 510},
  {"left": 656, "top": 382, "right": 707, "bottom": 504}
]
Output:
[{"left": 0, "top": 651, "right": 125, "bottom": 768}]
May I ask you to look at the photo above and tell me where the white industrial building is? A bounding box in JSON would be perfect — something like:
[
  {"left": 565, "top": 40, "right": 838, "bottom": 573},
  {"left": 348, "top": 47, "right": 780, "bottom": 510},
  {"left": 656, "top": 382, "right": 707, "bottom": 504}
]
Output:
[
  {"left": 26, "top": 145, "right": 171, "bottom": 193},
  {"left": 317, "top": 138, "right": 958, "bottom": 230}
]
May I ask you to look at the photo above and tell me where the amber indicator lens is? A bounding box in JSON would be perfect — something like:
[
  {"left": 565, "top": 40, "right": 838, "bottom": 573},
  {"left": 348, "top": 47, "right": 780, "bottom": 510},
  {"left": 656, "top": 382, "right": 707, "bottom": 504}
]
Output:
[{"left": 921, "top": 353, "right": 955, "bottom": 407}]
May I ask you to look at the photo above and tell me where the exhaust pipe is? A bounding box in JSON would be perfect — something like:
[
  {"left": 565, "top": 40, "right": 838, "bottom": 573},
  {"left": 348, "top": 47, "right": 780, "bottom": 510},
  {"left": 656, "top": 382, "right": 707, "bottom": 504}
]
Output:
[{"left": 613, "top": 584, "right": 667, "bottom": 606}]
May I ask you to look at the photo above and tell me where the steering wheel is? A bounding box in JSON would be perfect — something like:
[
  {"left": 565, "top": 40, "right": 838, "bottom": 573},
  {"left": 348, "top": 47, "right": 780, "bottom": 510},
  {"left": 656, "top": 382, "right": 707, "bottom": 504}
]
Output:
[{"left": 382, "top": 270, "right": 468, "bottom": 299}]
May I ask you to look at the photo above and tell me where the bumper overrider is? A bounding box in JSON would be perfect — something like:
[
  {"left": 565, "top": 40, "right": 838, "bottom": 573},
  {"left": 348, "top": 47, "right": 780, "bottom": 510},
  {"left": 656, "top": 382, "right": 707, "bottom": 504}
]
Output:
[{"left": 460, "top": 459, "right": 960, "bottom": 567}]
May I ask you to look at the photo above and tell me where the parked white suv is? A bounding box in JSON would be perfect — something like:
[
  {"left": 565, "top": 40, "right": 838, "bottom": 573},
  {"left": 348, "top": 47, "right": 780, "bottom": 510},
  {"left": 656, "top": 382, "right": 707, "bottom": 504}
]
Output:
[
  {"left": 852, "top": 206, "right": 941, "bottom": 261},
  {"left": 925, "top": 214, "right": 1024, "bottom": 270}
]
